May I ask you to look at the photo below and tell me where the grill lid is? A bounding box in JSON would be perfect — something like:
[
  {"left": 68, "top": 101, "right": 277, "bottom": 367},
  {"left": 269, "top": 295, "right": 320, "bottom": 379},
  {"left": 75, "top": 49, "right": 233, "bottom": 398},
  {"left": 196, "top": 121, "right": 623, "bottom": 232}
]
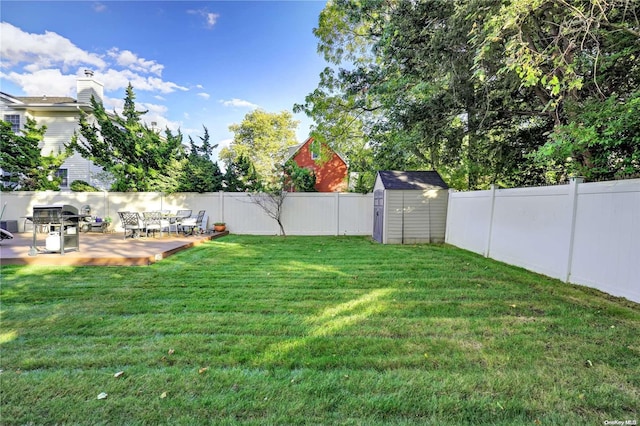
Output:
[{"left": 32, "top": 204, "right": 80, "bottom": 223}]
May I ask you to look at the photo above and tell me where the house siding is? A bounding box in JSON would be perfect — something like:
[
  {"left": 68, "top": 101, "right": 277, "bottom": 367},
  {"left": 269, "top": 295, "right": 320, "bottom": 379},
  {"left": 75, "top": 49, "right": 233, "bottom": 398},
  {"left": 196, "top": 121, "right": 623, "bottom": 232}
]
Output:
[
  {"left": 31, "top": 111, "right": 78, "bottom": 153},
  {"left": 291, "top": 138, "right": 348, "bottom": 192},
  {"left": 29, "top": 111, "right": 100, "bottom": 188},
  {"left": 1, "top": 74, "right": 105, "bottom": 189}
]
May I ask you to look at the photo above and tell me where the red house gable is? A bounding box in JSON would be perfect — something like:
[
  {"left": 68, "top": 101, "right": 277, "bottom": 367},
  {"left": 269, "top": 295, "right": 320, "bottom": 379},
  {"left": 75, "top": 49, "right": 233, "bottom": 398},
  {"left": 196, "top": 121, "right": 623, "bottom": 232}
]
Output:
[{"left": 289, "top": 137, "right": 348, "bottom": 192}]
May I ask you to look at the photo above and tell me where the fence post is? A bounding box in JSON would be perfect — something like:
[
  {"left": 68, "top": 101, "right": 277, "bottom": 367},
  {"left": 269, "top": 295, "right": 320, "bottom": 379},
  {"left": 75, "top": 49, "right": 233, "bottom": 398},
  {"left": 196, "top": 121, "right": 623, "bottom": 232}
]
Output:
[
  {"left": 564, "top": 177, "right": 584, "bottom": 282},
  {"left": 485, "top": 184, "right": 496, "bottom": 257},
  {"left": 445, "top": 189, "right": 454, "bottom": 243},
  {"left": 335, "top": 192, "right": 340, "bottom": 236},
  {"left": 219, "top": 190, "right": 225, "bottom": 223},
  {"left": 104, "top": 191, "right": 110, "bottom": 221}
]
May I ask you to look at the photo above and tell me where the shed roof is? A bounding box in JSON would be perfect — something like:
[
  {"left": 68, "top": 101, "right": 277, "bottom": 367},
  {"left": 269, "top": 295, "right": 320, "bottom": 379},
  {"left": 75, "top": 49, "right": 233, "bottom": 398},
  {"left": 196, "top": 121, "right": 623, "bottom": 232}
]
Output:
[{"left": 377, "top": 170, "right": 448, "bottom": 190}]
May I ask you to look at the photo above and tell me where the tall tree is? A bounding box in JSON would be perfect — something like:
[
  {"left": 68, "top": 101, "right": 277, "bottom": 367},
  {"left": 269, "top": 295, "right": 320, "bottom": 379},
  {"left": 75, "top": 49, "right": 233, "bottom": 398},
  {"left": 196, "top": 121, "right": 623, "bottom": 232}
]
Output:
[
  {"left": 476, "top": 0, "right": 640, "bottom": 120},
  {"left": 475, "top": 0, "right": 640, "bottom": 181},
  {"left": 70, "top": 83, "right": 185, "bottom": 192},
  {"left": 297, "top": 1, "right": 488, "bottom": 189},
  {"left": 223, "top": 154, "right": 262, "bottom": 192},
  {"left": 179, "top": 126, "right": 224, "bottom": 192},
  {"left": 219, "top": 109, "right": 299, "bottom": 187},
  {"left": 0, "top": 118, "right": 70, "bottom": 190},
  {"left": 300, "top": 0, "right": 639, "bottom": 188},
  {"left": 293, "top": 68, "right": 375, "bottom": 191},
  {"left": 534, "top": 92, "right": 640, "bottom": 182}
]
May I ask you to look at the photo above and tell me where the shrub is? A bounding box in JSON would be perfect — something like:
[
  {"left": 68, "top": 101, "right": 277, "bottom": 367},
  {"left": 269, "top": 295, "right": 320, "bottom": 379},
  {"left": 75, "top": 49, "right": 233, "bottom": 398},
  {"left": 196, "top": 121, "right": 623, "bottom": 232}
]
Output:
[{"left": 70, "top": 180, "right": 99, "bottom": 192}]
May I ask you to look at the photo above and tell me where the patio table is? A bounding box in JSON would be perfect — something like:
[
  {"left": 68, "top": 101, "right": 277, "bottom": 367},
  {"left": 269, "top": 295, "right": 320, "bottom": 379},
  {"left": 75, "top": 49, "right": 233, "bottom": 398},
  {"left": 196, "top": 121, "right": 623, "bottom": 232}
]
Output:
[{"left": 161, "top": 213, "right": 181, "bottom": 236}]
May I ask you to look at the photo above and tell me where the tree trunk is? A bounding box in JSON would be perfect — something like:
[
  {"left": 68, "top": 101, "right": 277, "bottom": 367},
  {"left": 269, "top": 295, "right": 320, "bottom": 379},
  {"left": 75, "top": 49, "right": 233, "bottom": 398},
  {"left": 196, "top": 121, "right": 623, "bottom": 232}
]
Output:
[{"left": 277, "top": 219, "right": 286, "bottom": 237}]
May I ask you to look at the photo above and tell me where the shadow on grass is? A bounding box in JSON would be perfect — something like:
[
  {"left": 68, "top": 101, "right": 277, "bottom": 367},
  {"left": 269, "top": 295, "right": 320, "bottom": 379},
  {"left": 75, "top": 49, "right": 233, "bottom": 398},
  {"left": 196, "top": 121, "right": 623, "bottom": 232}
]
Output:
[{"left": 258, "top": 288, "right": 395, "bottom": 367}]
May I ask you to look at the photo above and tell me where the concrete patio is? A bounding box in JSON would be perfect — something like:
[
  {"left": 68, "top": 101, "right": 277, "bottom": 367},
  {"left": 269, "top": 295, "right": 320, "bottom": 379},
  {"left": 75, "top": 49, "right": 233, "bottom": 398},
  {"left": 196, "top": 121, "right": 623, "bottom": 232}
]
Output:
[{"left": 0, "top": 230, "right": 229, "bottom": 266}]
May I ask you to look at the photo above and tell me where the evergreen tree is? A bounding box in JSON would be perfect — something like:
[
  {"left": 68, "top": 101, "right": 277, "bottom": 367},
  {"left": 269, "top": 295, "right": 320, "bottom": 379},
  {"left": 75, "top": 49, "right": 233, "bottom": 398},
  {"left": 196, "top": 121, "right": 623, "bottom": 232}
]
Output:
[
  {"left": 70, "top": 83, "right": 184, "bottom": 192},
  {"left": 223, "top": 154, "right": 262, "bottom": 192},
  {"left": 179, "top": 127, "right": 224, "bottom": 192},
  {"left": 283, "top": 160, "right": 316, "bottom": 192},
  {"left": 0, "top": 118, "right": 70, "bottom": 190}
]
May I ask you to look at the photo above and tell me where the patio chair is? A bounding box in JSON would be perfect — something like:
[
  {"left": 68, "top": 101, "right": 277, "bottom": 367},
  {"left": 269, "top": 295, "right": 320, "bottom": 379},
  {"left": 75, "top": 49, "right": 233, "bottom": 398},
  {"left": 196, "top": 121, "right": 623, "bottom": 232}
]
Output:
[
  {"left": 175, "top": 209, "right": 192, "bottom": 233},
  {"left": 118, "top": 211, "right": 144, "bottom": 239},
  {"left": 162, "top": 210, "right": 180, "bottom": 235},
  {"left": 180, "top": 210, "right": 205, "bottom": 236},
  {"left": 142, "top": 211, "right": 170, "bottom": 238},
  {"left": 176, "top": 209, "right": 192, "bottom": 218}
]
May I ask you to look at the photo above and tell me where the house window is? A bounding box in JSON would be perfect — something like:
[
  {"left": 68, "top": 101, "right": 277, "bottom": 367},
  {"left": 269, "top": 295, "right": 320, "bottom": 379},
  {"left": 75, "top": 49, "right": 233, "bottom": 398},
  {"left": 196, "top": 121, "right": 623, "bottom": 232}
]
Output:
[
  {"left": 4, "top": 115, "right": 20, "bottom": 133},
  {"left": 310, "top": 140, "right": 320, "bottom": 160},
  {"left": 2, "top": 171, "right": 15, "bottom": 189},
  {"left": 54, "top": 169, "right": 68, "bottom": 187}
]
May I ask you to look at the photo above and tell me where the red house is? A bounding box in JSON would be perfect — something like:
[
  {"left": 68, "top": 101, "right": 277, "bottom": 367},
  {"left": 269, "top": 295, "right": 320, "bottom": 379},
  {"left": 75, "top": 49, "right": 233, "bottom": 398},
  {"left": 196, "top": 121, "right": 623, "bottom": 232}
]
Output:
[{"left": 287, "top": 137, "right": 348, "bottom": 192}]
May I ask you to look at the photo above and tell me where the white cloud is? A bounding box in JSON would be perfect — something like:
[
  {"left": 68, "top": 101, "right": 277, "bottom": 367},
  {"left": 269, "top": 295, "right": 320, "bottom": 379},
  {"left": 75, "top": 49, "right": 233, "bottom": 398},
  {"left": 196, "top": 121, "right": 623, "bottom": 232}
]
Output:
[
  {"left": 220, "top": 98, "right": 259, "bottom": 109},
  {"left": 197, "top": 92, "right": 210, "bottom": 100},
  {"left": 107, "top": 48, "right": 164, "bottom": 76},
  {"left": 141, "top": 105, "right": 182, "bottom": 133},
  {"left": 1, "top": 69, "right": 77, "bottom": 97},
  {"left": 0, "top": 22, "right": 106, "bottom": 72},
  {"left": 214, "top": 138, "right": 233, "bottom": 167},
  {"left": 141, "top": 102, "right": 168, "bottom": 116},
  {"left": 99, "top": 69, "right": 188, "bottom": 94},
  {"left": 205, "top": 13, "right": 220, "bottom": 28},
  {"left": 93, "top": 2, "right": 107, "bottom": 13},
  {"left": 187, "top": 8, "right": 220, "bottom": 29},
  {"left": 106, "top": 98, "right": 180, "bottom": 132},
  {"left": 3, "top": 68, "right": 186, "bottom": 139},
  {"left": 1, "top": 22, "right": 191, "bottom": 136},
  {"left": 217, "top": 138, "right": 232, "bottom": 151},
  {"left": 0, "top": 23, "right": 186, "bottom": 96},
  {"left": 99, "top": 95, "right": 123, "bottom": 112}
]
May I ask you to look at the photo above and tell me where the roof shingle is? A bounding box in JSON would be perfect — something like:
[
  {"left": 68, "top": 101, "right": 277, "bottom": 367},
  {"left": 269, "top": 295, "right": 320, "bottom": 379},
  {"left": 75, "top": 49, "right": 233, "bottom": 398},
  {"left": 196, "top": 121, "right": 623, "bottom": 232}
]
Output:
[
  {"left": 15, "top": 96, "right": 76, "bottom": 104},
  {"left": 377, "top": 170, "right": 448, "bottom": 190}
]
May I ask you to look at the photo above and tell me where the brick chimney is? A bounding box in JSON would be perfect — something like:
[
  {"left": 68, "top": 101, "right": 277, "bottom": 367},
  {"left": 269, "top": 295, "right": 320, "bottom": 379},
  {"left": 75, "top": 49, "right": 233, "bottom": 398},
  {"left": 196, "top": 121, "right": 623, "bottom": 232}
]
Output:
[{"left": 76, "top": 69, "right": 104, "bottom": 105}]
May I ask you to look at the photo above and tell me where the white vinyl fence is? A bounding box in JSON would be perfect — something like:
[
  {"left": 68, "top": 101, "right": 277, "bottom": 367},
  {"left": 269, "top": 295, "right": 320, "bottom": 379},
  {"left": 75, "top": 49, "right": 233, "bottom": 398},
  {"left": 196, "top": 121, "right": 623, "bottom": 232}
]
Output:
[
  {"left": 3, "top": 182, "right": 637, "bottom": 302},
  {"left": 0, "top": 191, "right": 373, "bottom": 237},
  {"left": 446, "top": 178, "right": 640, "bottom": 303}
]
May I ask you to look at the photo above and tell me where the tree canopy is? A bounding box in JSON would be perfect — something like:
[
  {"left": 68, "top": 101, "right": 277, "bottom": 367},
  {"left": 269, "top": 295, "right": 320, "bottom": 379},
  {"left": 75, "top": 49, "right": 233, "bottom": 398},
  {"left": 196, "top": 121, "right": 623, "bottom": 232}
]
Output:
[
  {"left": 219, "top": 109, "right": 300, "bottom": 188},
  {"left": 70, "top": 83, "right": 186, "bottom": 192},
  {"left": 178, "top": 126, "right": 224, "bottom": 193},
  {"left": 223, "top": 154, "right": 262, "bottom": 192},
  {"left": 296, "top": 0, "right": 640, "bottom": 189}
]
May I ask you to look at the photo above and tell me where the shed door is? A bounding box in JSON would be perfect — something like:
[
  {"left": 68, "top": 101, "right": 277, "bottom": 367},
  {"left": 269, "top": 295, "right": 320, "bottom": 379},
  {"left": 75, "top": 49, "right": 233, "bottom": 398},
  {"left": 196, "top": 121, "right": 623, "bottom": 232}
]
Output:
[{"left": 373, "top": 190, "right": 384, "bottom": 243}]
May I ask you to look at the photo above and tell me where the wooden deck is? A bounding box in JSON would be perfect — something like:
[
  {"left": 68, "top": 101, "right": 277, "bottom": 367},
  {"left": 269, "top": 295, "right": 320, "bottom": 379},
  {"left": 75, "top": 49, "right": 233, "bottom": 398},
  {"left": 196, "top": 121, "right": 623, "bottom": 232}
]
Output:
[{"left": 0, "top": 231, "right": 229, "bottom": 266}]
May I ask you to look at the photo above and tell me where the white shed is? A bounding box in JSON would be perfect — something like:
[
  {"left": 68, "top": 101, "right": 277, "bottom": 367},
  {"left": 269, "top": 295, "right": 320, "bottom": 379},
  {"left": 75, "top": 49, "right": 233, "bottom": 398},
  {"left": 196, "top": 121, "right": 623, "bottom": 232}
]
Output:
[{"left": 373, "top": 171, "right": 449, "bottom": 244}]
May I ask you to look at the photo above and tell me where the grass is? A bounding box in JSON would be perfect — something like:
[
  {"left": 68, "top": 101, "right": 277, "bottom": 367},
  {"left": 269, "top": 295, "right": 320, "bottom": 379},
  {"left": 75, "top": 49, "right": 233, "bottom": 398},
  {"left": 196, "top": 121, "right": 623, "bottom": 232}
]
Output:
[{"left": 1, "top": 235, "right": 638, "bottom": 425}]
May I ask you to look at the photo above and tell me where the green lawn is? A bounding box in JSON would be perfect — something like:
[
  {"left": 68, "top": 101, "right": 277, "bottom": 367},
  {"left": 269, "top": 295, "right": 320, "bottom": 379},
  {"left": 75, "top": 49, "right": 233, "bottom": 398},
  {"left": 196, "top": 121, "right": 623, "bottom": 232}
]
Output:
[{"left": 1, "top": 235, "right": 638, "bottom": 425}]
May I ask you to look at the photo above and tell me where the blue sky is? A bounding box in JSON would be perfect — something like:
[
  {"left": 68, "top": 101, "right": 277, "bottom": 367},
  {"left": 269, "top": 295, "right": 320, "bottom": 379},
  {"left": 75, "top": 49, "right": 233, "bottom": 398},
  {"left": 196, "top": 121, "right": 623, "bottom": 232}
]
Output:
[{"left": 0, "top": 0, "right": 330, "bottom": 160}]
